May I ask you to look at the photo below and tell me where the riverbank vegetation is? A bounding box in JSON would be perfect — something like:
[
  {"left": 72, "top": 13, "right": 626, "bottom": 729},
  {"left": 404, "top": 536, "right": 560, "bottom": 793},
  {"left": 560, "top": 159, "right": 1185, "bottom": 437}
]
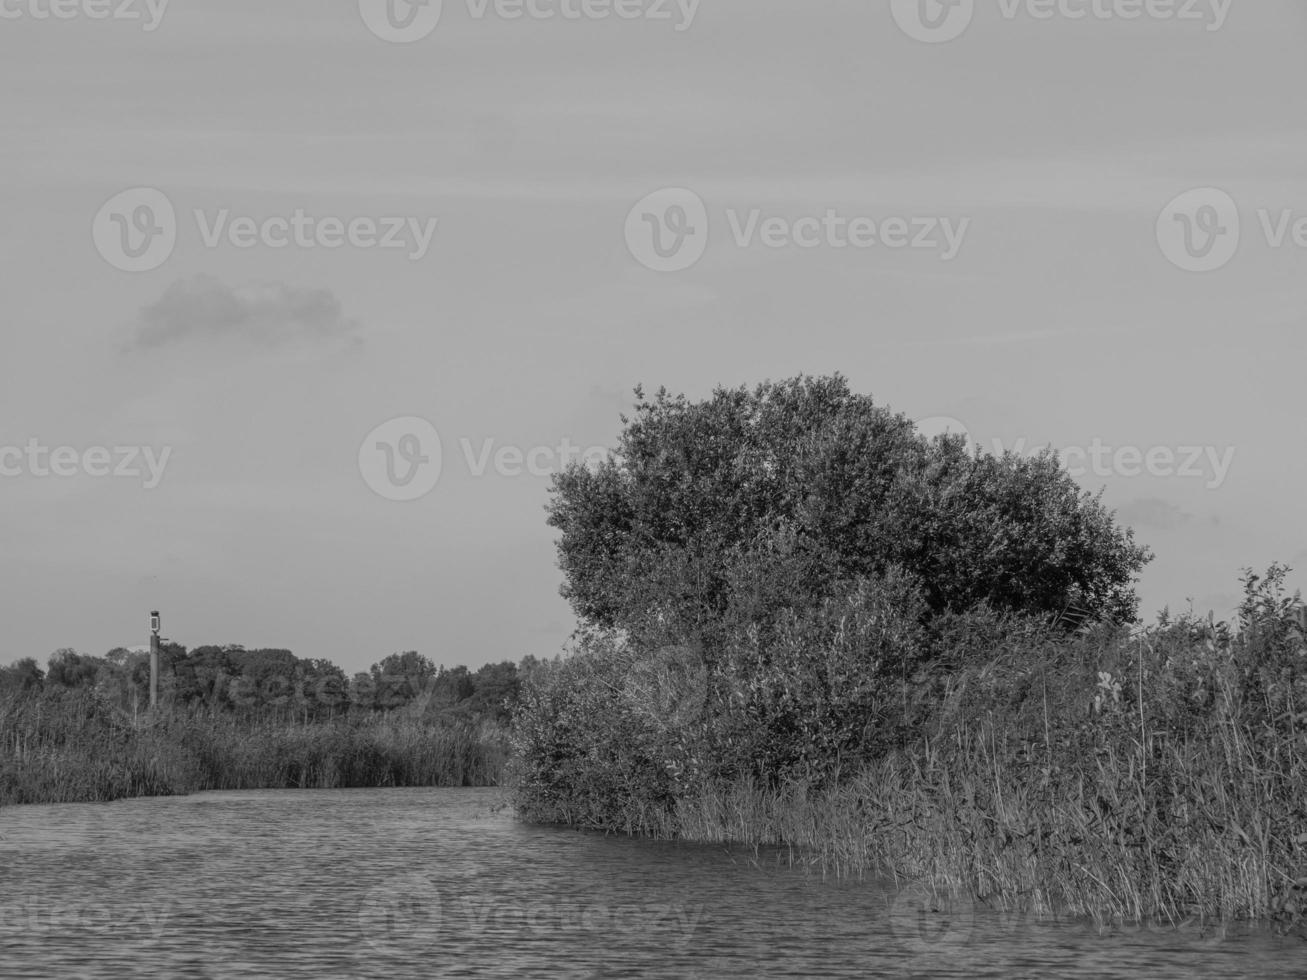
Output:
[
  {"left": 512, "top": 375, "right": 1307, "bottom": 931},
  {"left": 0, "top": 646, "right": 521, "bottom": 805}
]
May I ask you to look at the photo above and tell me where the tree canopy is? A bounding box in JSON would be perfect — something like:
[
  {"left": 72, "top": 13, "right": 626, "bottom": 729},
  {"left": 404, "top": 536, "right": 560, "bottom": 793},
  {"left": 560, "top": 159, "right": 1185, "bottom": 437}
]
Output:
[{"left": 547, "top": 375, "right": 1151, "bottom": 646}]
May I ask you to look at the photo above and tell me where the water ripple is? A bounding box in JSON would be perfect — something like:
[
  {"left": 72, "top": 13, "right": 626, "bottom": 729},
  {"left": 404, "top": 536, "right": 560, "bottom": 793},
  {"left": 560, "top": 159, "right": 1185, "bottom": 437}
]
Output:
[{"left": 0, "top": 788, "right": 1300, "bottom": 979}]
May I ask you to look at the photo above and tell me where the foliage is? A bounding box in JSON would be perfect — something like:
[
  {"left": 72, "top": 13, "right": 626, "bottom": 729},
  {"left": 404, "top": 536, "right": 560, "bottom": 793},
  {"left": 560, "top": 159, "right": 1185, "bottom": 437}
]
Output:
[
  {"left": 0, "top": 658, "right": 44, "bottom": 695},
  {"left": 523, "top": 565, "right": 1307, "bottom": 928},
  {"left": 509, "top": 636, "right": 682, "bottom": 833},
  {"left": 547, "top": 375, "right": 1151, "bottom": 648},
  {"left": 519, "top": 476, "right": 1307, "bottom": 931},
  {"left": 523, "top": 373, "right": 1159, "bottom": 894},
  {"left": 2, "top": 643, "right": 521, "bottom": 721},
  {"left": 513, "top": 568, "right": 938, "bottom": 828},
  {"left": 0, "top": 643, "right": 525, "bottom": 805}
]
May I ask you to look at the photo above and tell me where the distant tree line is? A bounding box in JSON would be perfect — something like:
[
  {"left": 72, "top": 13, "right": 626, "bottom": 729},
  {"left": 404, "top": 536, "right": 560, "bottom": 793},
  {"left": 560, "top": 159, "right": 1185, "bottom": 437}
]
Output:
[{"left": 0, "top": 645, "right": 527, "bottom": 723}]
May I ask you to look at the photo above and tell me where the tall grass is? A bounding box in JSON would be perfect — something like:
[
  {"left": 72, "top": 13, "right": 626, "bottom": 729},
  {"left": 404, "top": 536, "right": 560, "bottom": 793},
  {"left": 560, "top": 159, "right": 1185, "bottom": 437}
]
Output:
[
  {"left": 0, "top": 693, "right": 510, "bottom": 806},
  {"left": 668, "top": 620, "right": 1307, "bottom": 928},
  {"left": 187, "top": 712, "right": 508, "bottom": 791},
  {"left": 512, "top": 573, "right": 1307, "bottom": 931}
]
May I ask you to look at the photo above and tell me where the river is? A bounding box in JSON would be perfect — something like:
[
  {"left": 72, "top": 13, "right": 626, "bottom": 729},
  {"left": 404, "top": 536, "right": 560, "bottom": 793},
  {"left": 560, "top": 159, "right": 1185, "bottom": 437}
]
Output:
[{"left": 0, "top": 788, "right": 1299, "bottom": 978}]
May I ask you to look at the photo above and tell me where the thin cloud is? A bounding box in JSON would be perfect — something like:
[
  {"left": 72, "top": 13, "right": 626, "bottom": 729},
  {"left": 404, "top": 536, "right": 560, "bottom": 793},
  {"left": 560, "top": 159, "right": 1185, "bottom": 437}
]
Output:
[
  {"left": 123, "top": 275, "right": 361, "bottom": 352},
  {"left": 1115, "top": 497, "right": 1196, "bottom": 532},
  {"left": 894, "top": 327, "right": 1080, "bottom": 348}
]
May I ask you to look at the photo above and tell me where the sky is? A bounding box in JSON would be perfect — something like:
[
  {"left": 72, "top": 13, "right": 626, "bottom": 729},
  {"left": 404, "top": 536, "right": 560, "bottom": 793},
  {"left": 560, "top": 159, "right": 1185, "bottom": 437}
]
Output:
[{"left": 1, "top": 0, "right": 1304, "bottom": 675}]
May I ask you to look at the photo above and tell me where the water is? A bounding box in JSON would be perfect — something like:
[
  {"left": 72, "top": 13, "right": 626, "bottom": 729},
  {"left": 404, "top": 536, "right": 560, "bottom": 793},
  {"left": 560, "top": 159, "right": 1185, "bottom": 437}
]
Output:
[{"left": 0, "top": 788, "right": 1301, "bottom": 979}]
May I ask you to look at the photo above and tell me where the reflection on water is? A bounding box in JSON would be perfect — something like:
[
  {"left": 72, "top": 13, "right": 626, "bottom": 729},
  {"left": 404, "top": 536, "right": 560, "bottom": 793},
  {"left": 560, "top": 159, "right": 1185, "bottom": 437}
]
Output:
[{"left": 0, "top": 788, "right": 1300, "bottom": 979}]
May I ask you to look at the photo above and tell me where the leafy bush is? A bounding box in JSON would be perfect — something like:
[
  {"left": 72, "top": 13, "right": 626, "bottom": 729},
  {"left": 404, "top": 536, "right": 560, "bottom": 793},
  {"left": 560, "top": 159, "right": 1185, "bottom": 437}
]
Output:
[
  {"left": 548, "top": 375, "right": 1151, "bottom": 644},
  {"left": 510, "top": 635, "right": 683, "bottom": 832},
  {"left": 521, "top": 374, "right": 1151, "bottom": 826},
  {"left": 513, "top": 567, "right": 941, "bottom": 828}
]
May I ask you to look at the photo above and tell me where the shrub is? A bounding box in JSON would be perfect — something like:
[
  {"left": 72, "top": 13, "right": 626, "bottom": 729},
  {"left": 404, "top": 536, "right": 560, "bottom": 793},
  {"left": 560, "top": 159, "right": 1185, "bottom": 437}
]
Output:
[{"left": 547, "top": 375, "right": 1151, "bottom": 644}]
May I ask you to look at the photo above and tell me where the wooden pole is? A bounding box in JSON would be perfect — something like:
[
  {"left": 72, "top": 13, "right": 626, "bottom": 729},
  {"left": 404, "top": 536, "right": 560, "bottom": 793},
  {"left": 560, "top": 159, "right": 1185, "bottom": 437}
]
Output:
[{"left": 149, "top": 610, "right": 160, "bottom": 712}]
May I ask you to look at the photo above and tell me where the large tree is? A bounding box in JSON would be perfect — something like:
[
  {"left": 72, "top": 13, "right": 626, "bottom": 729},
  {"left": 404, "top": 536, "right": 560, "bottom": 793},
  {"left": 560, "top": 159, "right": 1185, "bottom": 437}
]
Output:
[{"left": 547, "top": 375, "right": 1151, "bottom": 644}]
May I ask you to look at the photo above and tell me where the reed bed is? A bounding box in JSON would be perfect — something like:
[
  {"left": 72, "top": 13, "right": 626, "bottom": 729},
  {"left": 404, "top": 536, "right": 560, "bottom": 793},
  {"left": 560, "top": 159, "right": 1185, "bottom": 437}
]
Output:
[
  {"left": 513, "top": 586, "right": 1307, "bottom": 933},
  {"left": 184, "top": 713, "right": 508, "bottom": 790},
  {"left": 666, "top": 625, "right": 1307, "bottom": 929},
  {"left": 0, "top": 693, "right": 510, "bottom": 806}
]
